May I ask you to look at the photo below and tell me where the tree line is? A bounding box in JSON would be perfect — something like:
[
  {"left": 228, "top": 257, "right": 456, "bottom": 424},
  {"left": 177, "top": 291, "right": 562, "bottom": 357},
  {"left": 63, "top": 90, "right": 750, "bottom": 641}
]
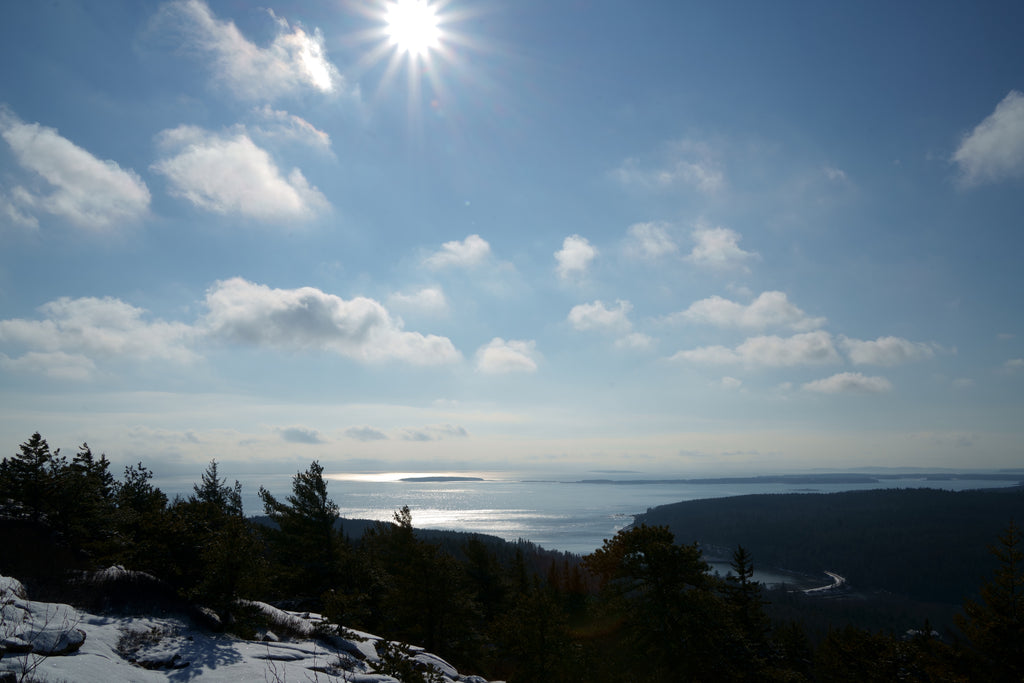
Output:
[{"left": 1, "top": 432, "right": 1022, "bottom": 681}]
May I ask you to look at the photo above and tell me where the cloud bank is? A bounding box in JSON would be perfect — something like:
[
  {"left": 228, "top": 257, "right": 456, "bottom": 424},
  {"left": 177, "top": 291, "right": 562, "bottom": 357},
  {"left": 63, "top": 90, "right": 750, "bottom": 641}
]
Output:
[
  {"left": 673, "top": 331, "right": 840, "bottom": 367},
  {"left": 202, "top": 278, "right": 460, "bottom": 365},
  {"left": 674, "top": 291, "right": 825, "bottom": 331},
  {"left": 803, "top": 372, "right": 892, "bottom": 394}
]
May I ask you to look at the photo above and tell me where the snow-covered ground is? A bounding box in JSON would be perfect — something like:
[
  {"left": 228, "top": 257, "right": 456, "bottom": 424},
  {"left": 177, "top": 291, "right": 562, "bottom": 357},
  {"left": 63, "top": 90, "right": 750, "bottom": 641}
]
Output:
[{"left": 1, "top": 575, "right": 499, "bottom": 682}]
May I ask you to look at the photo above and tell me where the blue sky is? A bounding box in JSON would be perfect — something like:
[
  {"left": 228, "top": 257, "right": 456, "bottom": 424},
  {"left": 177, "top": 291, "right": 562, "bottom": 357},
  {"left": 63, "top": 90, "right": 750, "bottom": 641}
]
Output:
[{"left": 1, "top": 0, "right": 1022, "bottom": 477}]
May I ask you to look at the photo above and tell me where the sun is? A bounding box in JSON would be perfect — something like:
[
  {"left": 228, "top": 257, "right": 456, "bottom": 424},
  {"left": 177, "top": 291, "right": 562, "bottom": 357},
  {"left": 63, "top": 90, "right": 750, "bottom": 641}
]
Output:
[{"left": 384, "top": 0, "right": 441, "bottom": 57}]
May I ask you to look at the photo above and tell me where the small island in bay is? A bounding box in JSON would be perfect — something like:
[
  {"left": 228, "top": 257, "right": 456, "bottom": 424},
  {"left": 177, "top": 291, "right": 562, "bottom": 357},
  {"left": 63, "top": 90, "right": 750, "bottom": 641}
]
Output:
[{"left": 399, "top": 476, "right": 486, "bottom": 482}]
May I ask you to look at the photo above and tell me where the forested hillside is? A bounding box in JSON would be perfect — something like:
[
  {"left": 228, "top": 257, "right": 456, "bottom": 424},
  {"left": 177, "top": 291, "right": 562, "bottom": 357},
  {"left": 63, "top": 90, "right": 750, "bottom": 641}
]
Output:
[{"left": 636, "top": 486, "right": 1024, "bottom": 603}]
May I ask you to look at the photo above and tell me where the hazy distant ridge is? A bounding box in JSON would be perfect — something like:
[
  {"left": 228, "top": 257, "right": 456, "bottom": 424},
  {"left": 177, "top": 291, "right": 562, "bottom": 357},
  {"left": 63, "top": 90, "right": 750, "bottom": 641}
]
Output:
[{"left": 571, "top": 472, "right": 1024, "bottom": 485}]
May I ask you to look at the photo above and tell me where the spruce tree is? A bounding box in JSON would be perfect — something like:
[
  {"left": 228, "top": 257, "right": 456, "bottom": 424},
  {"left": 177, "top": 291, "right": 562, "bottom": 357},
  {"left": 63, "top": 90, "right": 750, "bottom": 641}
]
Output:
[
  {"left": 957, "top": 520, "right": 1024, "bottom": 681},
  {"left": 0, "top": 432, "right": 61, "bottom": 520}
]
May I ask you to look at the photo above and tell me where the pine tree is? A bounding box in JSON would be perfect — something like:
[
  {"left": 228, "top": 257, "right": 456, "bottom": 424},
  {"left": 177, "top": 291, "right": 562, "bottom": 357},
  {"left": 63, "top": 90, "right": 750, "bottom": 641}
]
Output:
[{"left": 258, "top": 461, "right": 340, "bottom": 604}]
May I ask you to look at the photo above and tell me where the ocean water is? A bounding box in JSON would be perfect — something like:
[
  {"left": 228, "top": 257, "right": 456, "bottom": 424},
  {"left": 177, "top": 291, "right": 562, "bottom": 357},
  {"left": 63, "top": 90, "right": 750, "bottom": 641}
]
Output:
[{"left": 155, "top": 470, "right": 1019, "bottom": 558}]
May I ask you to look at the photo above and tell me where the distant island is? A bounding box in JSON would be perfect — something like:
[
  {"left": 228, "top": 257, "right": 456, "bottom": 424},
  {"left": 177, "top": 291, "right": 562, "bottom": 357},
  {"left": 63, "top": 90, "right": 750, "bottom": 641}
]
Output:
[{"left": 399, "top": 476, "right": 485, "bottom": 482}]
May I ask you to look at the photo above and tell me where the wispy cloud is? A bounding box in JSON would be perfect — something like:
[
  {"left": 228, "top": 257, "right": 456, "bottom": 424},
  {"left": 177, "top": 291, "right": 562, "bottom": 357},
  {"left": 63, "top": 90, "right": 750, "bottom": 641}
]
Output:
[
  {"left": 475, "top": 337, "right": 538, "bottom": 374},
  {"left": 671, "top": 291, "right": 825, "bottom": 332},
  {"left": 685, "top": 225, "right": 759, "bottom": 271},
  {"left": 624, "top": 222, "right": 678, "bottom": 260},
  {"left": 612, "top": 139, "right": 724, "bottom": 194},
  {"left": 803, "top": 372, "right": 892, "bottom": 394},
  {"left": 201, "top": 278, "right": 461, "bottom": 365},
  {"left": 399, "top": 424, "right": 469, "bottom": 441},
  {"left": 0, "top": 351, "right": 97, "bottom": 381},
  {"left": 953, "top": 90, "right": 1024, "bottom": 186},
  {"left": 950, "top": 90, "right": 1024, "bottom": 188},
  {"left": 152, "top": 125, "right": 328, "bottom": 221},
  {"left": 248, "top": 106, "right": 333, "bottom": 154},
  {"left": 424, "top": 234, "right": 492, "bottom": 269},
  {"left": 152, "top": 0, "right": 345, "bottom": 101},
  {"left": 0, "top": 188, "right": 40, "bottom": 230},
  {"left": 0, "top": 107, "right": 150, "bottom": 231},
  {"left": 672, "top": 331, "right": 840, "bottom": 367},
  {"left": 1003, "top": 358, "right": 1024, "bottom": 374}
]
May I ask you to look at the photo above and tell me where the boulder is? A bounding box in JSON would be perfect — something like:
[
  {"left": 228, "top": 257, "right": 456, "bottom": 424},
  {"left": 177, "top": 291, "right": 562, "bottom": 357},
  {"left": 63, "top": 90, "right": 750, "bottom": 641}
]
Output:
[{"left": 18, "top": 627, "right": 87, "bottom": 655}]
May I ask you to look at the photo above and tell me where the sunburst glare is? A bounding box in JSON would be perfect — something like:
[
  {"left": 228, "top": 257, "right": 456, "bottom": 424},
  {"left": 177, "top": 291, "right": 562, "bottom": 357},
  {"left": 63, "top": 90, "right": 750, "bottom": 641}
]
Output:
[{"left": 385, "top": 0, "right": 441, "bottom": 56}]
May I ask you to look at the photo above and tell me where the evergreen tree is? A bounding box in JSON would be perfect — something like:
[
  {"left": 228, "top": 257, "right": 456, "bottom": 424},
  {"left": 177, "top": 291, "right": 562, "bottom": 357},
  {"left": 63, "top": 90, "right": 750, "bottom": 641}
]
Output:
[
  {"left": 163, "top": 460, "right": 263, "bottom": 611},
  {"left": 957, "top": 520, "right": 1024, "bottom": 681},
  {"left": 112, "top": 462, "right": 170, "bottom": 574},
  {"left": 54, "top": 443, "right": 117, "bottom": 554},
  {"left": 0, "top": 432, "right": 61, "bottom": 520},
  {"left": 258, "top": 461, "right": 340, "bottom": 604},
  {"left": 584, "top": 524, "right": 734, "bottom": 680},
  {"left": 191, "top": 459, "right": 243, "bottom": 517},
  {"left": 362, "top": 506, "right": 481, "bottom": 661}
]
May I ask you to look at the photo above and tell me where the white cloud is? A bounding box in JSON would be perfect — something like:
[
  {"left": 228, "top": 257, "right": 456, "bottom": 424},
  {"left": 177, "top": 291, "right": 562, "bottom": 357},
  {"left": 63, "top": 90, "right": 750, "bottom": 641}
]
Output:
[
  {"left": 424, "top": 234, "right": 492, "bottom": 269},
  {"left": 475, "top": 337, "right": 538, "bottom": 374},
  {"left": 671, "top": 331, "right": 840, "bottom": 367},
  {"left": 674, "top": 291, "right": 825, "bottom": 331},
  {"left": 0, "top": 297, "right": 196, "bottom": 377},
  {"left": 686, "top": 226, "right": 758, "bottom": 271},
  {"left": 555, "top": 234, "right": 597, "bottom": 280},
  {"left": 1004, "top": 358, "right": 1024, "bottom": 373},
  {"left": 0, "top": 351, "right": 97, "bottom": 381},
  {"left": 953, "top": 90, "right": 1024, "bottom": 186},
  {"left": 624, "top": 222, "right": 677, "bottom": 260},
  {"left": 568, "top": 300, "right": 633, "bottom": 334},
  {"left": 388, "top": 286, "right": 449, "bottom": 315},
  {"left": 612, "top": 139, "right": 723, "bottom": 194},
  {"left": 201, "top": 278, "right": 460, "bottom": 365},
  {"left": 803, "top": 372, "right": 892, "bottom": 394},
  {"left": 840, "top": 336, "right": 936, "bottom": 366},
  {"left": 0, "top": 108, "right": 150, "bottom": 231},
  {"left": 152, "top": 125, "right": 328, "bottom": 221},
  {"left": 153, "top": 0, "right": 344, "bottom": 100},
  {"left": 249, "top": 106, "right": 332, "bottom": 153}
]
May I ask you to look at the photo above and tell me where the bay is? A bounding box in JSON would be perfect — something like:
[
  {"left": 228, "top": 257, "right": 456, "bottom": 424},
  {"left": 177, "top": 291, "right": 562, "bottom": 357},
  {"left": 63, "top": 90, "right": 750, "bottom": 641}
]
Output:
[{"left": 154, "top": 470, "right": 1019, "bottom": 558}]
